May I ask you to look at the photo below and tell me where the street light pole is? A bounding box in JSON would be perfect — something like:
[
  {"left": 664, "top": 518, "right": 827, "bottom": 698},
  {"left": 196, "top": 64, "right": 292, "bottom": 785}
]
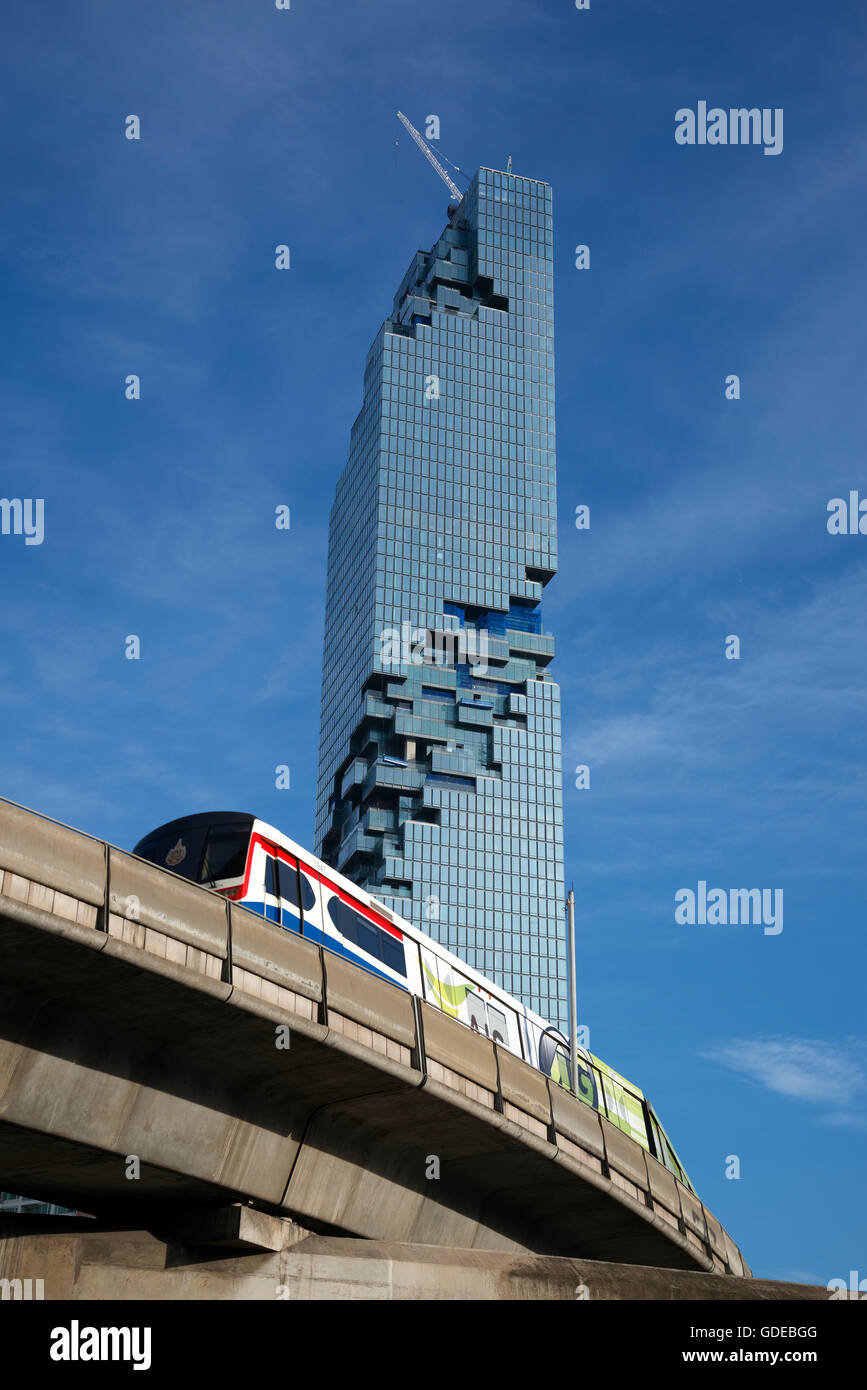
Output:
[{"left": 567, "top": 886, "right": 578, "bottom": 1097}]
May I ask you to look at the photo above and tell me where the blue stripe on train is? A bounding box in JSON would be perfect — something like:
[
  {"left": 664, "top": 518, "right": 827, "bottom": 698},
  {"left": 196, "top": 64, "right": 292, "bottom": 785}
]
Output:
[{"left": 240, "top": 900, "right": 409, "bottom": 991}]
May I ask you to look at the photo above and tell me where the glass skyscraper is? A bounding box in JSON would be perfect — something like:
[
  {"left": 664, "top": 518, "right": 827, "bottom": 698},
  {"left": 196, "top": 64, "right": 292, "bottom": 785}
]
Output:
[
  {"left": 315, "top": 166, "right": 566, "bottom": 1028},
  {"left": 0, "top": 1192, "right": 76, "bottom": 1215}
]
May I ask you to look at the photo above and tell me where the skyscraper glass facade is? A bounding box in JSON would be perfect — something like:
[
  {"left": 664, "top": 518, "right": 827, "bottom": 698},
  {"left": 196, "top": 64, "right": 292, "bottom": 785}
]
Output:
[
  {"left": 315, "top": 166, "right": 566, "bottom": 1028},
  {"left": 0, "top": 1192, "right": 76, "bottom": 1215}
]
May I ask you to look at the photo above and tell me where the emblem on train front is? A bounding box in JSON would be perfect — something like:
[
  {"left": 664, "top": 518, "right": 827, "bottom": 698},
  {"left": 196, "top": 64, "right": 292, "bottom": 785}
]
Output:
[{"left": 165, "top": 838, "right": 187, "bottom": 867}]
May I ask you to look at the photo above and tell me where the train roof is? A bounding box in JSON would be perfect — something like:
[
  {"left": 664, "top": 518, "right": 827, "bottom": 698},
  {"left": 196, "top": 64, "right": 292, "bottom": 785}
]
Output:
[{"left": 133, "top": 811, "right": 254, "bottom": 855}]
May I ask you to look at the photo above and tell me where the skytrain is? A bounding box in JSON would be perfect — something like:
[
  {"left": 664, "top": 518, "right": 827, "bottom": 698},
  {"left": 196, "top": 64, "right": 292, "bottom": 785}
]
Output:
[{"left": 133, "top": 810, "right": 694, "bottom": 1191}]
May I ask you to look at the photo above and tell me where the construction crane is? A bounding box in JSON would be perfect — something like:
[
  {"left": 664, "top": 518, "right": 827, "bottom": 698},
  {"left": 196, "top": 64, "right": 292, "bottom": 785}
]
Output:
[{"left": 396, "top": 111, "right": 464, "bottom": 203}]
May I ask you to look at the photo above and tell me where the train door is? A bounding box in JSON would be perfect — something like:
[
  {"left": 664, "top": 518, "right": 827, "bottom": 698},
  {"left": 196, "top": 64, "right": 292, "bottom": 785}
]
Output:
[
  {"left": 295, "top": 860, "right": 324, "bottom": 945},
  {"left": 420, "top": 944, "right": 521, "bottom": 1054},
  {"left": 275, "top": 850, "right": 304, "bottom": 935},
  {"left": 262, "top": 847, "right": 281, "bottom": 925},
  {"left": 536, "top": 1030, "right": 598, "bottom": 1109},
  {"left": 595, "top": 1063, "right": 648, "bottom": 1147}
]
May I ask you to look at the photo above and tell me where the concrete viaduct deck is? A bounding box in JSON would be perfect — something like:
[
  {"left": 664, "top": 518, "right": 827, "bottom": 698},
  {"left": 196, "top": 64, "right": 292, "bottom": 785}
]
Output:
[{"left": 0, "top": 798, "right": 749, "bottom": 1277}]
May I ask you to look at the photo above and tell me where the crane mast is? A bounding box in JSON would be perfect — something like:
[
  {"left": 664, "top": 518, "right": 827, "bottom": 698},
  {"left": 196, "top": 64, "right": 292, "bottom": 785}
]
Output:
[{"left": 396, "top": 111, "right": 464, "bottom": 203}]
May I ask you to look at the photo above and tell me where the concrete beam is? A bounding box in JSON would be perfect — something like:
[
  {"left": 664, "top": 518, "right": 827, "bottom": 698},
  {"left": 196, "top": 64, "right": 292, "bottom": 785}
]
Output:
[
  {"left": 161, "top": 1205, "right": 295, "bottom": 1252},
  {"left": 0, "top": 1220, "right": 824, "bottom": 1301}
]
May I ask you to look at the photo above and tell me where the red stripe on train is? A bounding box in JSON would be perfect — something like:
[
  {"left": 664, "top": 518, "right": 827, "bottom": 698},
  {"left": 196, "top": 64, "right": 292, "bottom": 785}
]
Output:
[
  {"left": 215, "top": 832, "right": 297, "bottom": 901},
  {"left": 302, "top": 863, "right": 404, "bottom": 940},
  {"left": 218, "top": 832, "right": 403, "bottom": 941}
]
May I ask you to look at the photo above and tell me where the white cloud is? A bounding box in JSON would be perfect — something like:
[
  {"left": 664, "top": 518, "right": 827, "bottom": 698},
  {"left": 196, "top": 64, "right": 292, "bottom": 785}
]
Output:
[{"left": 702, "top": 1036, "right": 867, "bottom": 1116}]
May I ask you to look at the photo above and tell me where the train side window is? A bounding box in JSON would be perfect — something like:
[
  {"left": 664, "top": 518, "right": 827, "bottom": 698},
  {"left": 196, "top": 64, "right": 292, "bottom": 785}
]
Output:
[
  {"left": 323, "top": 896, "right": 406, "bottom": 977},
  {"left": 576, "top": 1064, "right": 597, "bottom": 1109},
  {"left": 649, "top": 1113, "right": 665, "bottom": 1163},
  {"left": 280, "top": 862, "right": 300, "bottom": 909},
  {"left": 300, "top": 874, "right": 317, "bottom": 911},
  {"left": 327, "top": 897, "right": 349, "bottom": 940},
  {"left": 662, "top": 1133, "right": 683, "bottom": 1178},
  {"left": 466, "top": 993, "right": 487, "bottom": 1035},
  {"left": 487, "top": 1002, "right": 508, "bottom": 1046},
  {"left": 264, "top": 856, "right": 277, "bottom": 898},
  {"left": 329, "top": 898, "right": 375, "bottom": 959},
  {"left": 353, "top": 912, "right": 379, "bottom": 958},
  {"left": 380, "top": 931, "right": 407, "bottom": 977}
]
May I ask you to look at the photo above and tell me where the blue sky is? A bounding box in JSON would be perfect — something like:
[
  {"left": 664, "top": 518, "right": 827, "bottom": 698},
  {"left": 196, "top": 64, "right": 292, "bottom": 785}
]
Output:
[{"left": 1, "top": 0, "right": 865, "bottom": 1283}]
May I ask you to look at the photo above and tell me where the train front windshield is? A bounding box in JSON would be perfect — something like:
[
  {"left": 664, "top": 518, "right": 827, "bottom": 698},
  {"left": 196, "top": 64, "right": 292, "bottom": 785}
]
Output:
[{"left": 133, "top": 814, "right": 253, "bottom": 886}]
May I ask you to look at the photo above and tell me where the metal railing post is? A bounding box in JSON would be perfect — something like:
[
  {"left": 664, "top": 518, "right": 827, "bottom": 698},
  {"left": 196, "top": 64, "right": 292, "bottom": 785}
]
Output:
[{"left": 567, "top": 887, "right": 578, "bottom": 1099}]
